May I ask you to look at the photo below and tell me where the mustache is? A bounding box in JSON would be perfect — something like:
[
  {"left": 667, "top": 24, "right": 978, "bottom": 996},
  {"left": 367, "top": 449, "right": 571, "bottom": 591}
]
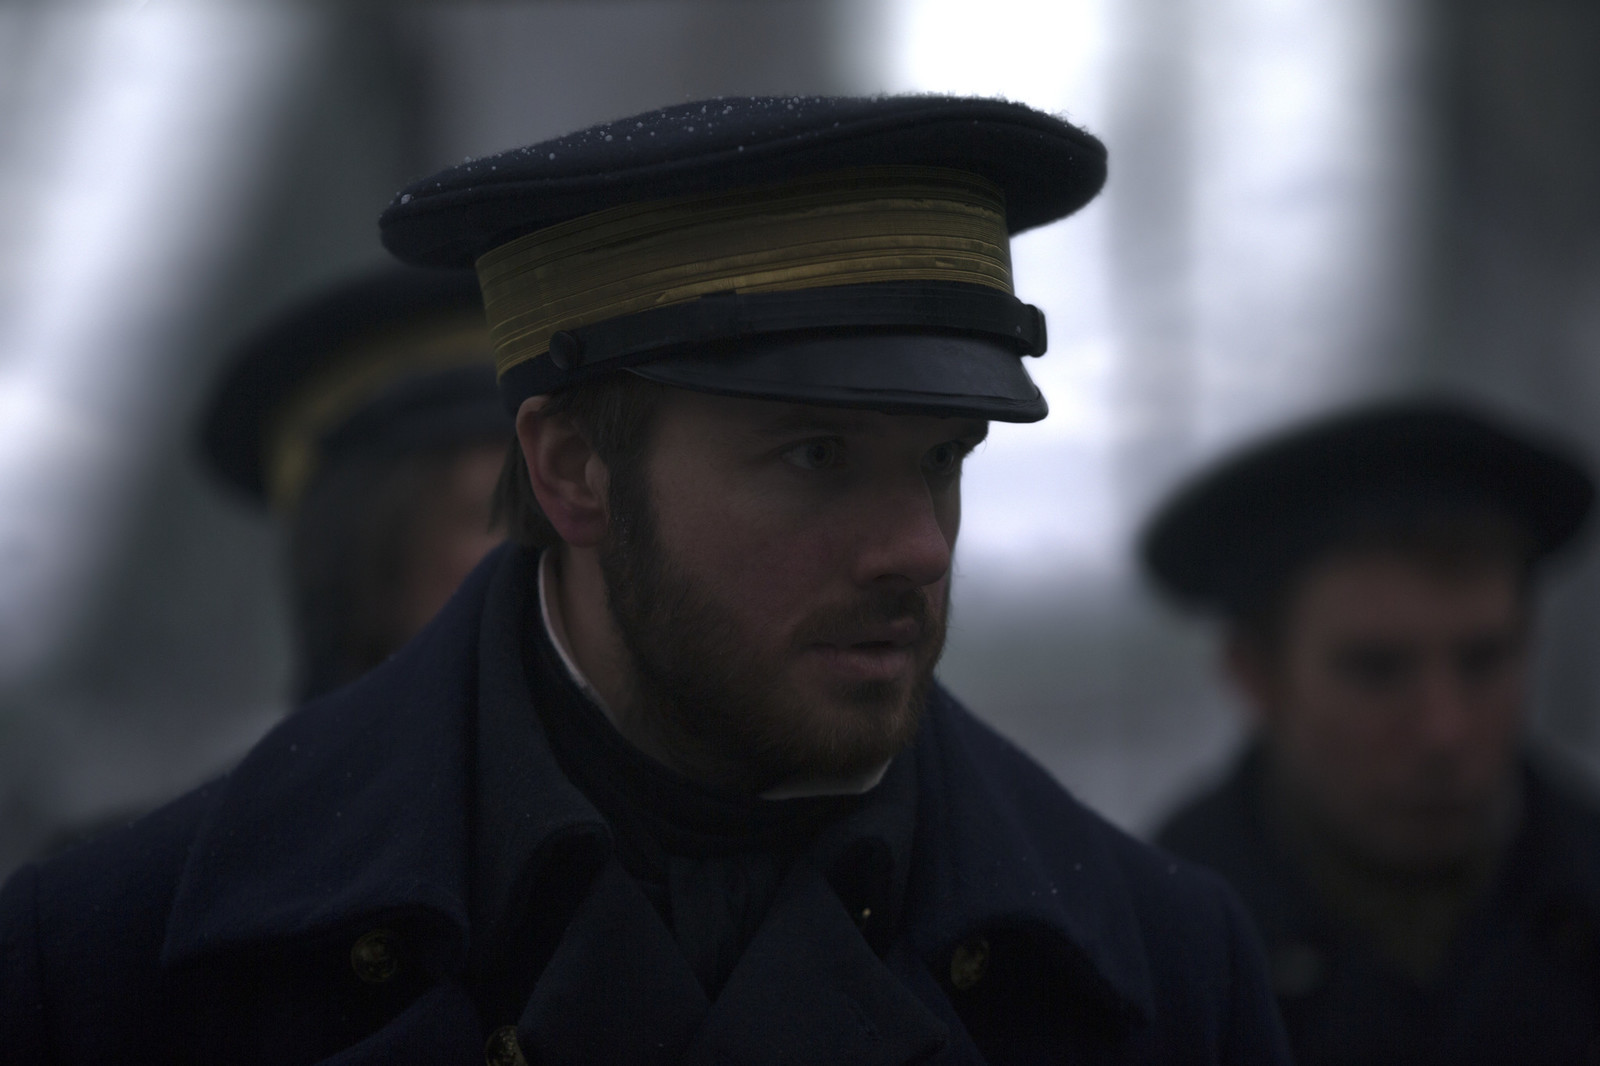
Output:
[{"left": 791, "top": 586, "right": 944, "bottom": 649}]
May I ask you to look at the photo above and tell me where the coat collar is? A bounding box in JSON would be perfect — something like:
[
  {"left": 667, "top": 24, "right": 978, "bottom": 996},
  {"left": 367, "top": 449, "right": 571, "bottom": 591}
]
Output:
[
  {"left": 469, "top": 545, "right": 609, "bottom": 960},
  {"left": 159, "top": 548, "right": 508, "bottom": 969},
  {"left": 906, "top": 689, "right": 1157, "bottom": 1029},
  {"left": 161, "top": 541, "right": 1157, "bottom": 1031}
]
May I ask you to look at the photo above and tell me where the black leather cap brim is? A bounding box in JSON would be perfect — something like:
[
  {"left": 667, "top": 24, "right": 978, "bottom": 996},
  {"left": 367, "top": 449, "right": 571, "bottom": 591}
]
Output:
[{"left": 623, "top": 332, "right": 1047, "bottom": 422}]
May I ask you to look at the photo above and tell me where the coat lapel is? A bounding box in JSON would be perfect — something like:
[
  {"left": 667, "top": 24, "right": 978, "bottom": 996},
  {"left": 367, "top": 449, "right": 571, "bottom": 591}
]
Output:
[
  {"left": 518, "top": 857, "right": 710, "bottom": 1065},
  {"left": 155, "top": 552, "right": 506, "bottom": 1066},
  {"left": 904, "top": 688, "right": 1158, "bottom": 1032},
  {"left": 159, "top": 584, "right": 482, "bottom": 968},
  {"left": 685, "top": 861, "right": 948, "bottom": 1066}
]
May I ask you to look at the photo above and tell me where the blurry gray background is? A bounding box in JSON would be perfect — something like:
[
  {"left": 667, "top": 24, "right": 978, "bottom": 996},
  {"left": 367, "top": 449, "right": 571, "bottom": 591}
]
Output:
[{"left": 1, "top": 0, "right": 1597, "bottom": 877}]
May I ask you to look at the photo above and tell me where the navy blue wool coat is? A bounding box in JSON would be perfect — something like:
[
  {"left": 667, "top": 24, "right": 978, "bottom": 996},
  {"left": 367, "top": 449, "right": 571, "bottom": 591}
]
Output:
[{"left": 2, "top": 548, "right": 1288, "bottom": 1064}]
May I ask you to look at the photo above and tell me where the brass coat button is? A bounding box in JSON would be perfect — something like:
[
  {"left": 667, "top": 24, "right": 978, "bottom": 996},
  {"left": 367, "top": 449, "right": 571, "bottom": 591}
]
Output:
[
  {"left": 484, "top": 1025, "right": 528, "bottom": 1066},
  {"left": 949, "top": 935, "right": 990, "bottom": 990},
  {"left": 349, "top": 928, "right": 399, "bottom": 984}
]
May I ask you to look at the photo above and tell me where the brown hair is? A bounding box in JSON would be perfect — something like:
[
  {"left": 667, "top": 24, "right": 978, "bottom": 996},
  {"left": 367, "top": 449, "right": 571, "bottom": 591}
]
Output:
[{"left": 491, "top": 371, "right": 667, "bottom": 550}]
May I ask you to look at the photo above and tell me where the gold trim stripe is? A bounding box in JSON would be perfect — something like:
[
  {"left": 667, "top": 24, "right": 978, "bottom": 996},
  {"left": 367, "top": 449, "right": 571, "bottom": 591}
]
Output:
[
  {"left": 475, "top": 166, "right": 1012, "bottom": 377},
  {"left": 266, "top": 316, "right": 494, "bottom": 512}
]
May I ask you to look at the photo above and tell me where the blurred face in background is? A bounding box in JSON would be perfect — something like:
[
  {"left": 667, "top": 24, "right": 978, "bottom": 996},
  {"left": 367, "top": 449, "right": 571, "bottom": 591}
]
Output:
[
  {"left": 292, "top": 436, "right": 509, "bottom": 702},
  {"left": 397, "top": 441, "right": 508, "bottom": 635},
  {"left": 1230, "top": 550, "right": 1531, "bottom": 873}
]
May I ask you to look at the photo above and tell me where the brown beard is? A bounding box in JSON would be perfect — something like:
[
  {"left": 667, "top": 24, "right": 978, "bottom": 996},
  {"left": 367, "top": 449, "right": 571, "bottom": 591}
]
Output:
[{"left": 597, "top": 468, "right": 945, "bottom": 792}]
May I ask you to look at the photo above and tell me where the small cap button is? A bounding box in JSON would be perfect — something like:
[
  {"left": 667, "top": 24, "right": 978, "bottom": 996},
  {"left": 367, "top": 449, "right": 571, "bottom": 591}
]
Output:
[
  {"left": 484, "top": 1025, "right": 529, "bottom": 1066},
  {"left": 349, "top": 928, "right": 399, "bottom": 984},
  {"left": 949, "top": 935, "right": 990, "bottom": 990},
  {"left": 548, "top": 330, "right": 584, "bottom": 370}
]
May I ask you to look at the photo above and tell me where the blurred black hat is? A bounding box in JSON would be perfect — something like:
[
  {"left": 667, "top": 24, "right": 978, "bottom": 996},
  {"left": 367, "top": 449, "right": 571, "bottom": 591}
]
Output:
[
  {"left": 380, "top": 95, "right": 1107, "bottom": 422},
  {"left": 1140, "top": 398, "right": 1596, "bottom": 615},
  {"left": 201, "top": 267, "right": 509, "bottom": 512}
]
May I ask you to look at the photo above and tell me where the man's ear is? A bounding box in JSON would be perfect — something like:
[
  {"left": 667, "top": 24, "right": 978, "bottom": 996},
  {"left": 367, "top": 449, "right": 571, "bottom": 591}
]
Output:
[
  {"left": 1224, "top": 628, "right": 1279, "bottom": 729},
  {"left": 516, "top": 397, "right": 611, "bottom": 547}
]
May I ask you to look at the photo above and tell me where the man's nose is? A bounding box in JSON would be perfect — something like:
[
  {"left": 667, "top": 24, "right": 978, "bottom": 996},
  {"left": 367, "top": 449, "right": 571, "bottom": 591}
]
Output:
[
  {"left": 1414, "top": 666, "right": 1473, "bottom": 752},
  {"left": 850, "top": 479, "right": 953, "bottom": 590}
]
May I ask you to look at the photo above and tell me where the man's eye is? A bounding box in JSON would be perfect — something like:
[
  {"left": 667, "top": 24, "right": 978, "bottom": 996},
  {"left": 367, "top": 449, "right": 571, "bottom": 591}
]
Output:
[
  {"left": 925, "top": 441, "right": 968, "bottom": 476},
  {"left": 1333, "top": 646, "right": 1412, "bottom": 690},
  {"left": 1457, "top": 636, "right": 1520, "bottom": 683},
  {"left": 782, "top": 440, "right": 843, "bottom": 470}
]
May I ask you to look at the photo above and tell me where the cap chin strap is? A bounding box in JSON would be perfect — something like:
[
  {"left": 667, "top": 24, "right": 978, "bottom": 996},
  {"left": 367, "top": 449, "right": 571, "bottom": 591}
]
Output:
[{"left": 497, "top": 280, "right": 1046, "bottom": 409}]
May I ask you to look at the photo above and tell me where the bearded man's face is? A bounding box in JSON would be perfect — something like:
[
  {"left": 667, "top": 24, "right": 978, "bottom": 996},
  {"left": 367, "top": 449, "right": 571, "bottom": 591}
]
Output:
[{"left": 597, "top": 389, "right": 985, "bottom": 792}]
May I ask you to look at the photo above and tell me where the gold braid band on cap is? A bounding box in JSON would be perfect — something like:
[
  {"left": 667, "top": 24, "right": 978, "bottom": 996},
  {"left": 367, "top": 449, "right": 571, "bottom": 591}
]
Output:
[
  {"left": 266, "top": 316, "right": 493, "bottom": 512},
  {"left": 475, "top": 166, "right": 1012, "bottom": 377}
]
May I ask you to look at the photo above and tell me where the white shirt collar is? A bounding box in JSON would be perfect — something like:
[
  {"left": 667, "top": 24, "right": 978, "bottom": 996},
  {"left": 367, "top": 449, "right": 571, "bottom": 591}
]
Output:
[
  {"left": 536, "top": 549, "right": 890, "bottom": 800},
  {"left": 537, "top": 549, "right": 611, "bottom": 714}
]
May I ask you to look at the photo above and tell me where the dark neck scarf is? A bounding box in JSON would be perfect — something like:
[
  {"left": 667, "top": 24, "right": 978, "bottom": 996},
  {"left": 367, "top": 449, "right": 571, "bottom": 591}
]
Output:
[{"left": 470, "top": 546, "right": 916, "bottom": 1000}]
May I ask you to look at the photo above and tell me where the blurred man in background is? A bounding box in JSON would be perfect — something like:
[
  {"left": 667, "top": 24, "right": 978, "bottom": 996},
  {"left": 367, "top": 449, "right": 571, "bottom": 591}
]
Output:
[
  {"left": 32, "top": 268, "right": 513, "bottom": 861},
  {"left": 1147, "top": 400, "right": 1600, "bottom": 1065},
  {"left": 202, "top": 266, "right": 511, "bottom": 701}
]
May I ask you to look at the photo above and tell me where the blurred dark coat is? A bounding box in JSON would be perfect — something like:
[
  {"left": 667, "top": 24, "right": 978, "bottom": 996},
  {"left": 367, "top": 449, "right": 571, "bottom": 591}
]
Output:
[
  {"left": 2, "top": 547, "right": 1290, "bottom": 1065},
  {"left": 1158, "top": 745, "right": 1600, "bottom": 1066}
]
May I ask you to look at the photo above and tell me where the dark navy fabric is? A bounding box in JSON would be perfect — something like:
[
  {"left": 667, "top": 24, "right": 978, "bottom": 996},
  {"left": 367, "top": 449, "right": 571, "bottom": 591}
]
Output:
[
  {"left": 381, "top": 95, "right": 1106, "bottom": 269},
  {"left": 1158, "top": 745, "right": 1600, "bottom": 1065},
  {"left": 2, "top": 546, "right": 1289, "bottom": 1064},
  {"left": 466, "top": 545, "right": 917, "bottom": 1014}
]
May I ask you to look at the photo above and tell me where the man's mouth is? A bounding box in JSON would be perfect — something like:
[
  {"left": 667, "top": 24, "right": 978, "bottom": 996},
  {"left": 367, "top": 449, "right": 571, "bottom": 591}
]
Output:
[
  {"left": 804, "top": 618, "right": 925, "bottom": 683},
  {"left": 823, "top": 617, "right": 922, "bottom": 649},
  {"left": 805, "top": 643, "right": 917, "bottom": 684}
]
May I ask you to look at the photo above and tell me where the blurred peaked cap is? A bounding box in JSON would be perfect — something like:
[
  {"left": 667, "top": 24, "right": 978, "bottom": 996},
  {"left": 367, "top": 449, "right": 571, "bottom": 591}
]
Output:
[
  {"left": 379, "top": 94, "right": 1107, "bottom": 266},
  {"left": 201, "top": 266, "right": 510, "bottom": 513},
  {"left": 377, "top": 95, "right": 1106, "bottom": 421},
  {"left": 1139, "top": 397, "right": 1597, "bottom": 614}
]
